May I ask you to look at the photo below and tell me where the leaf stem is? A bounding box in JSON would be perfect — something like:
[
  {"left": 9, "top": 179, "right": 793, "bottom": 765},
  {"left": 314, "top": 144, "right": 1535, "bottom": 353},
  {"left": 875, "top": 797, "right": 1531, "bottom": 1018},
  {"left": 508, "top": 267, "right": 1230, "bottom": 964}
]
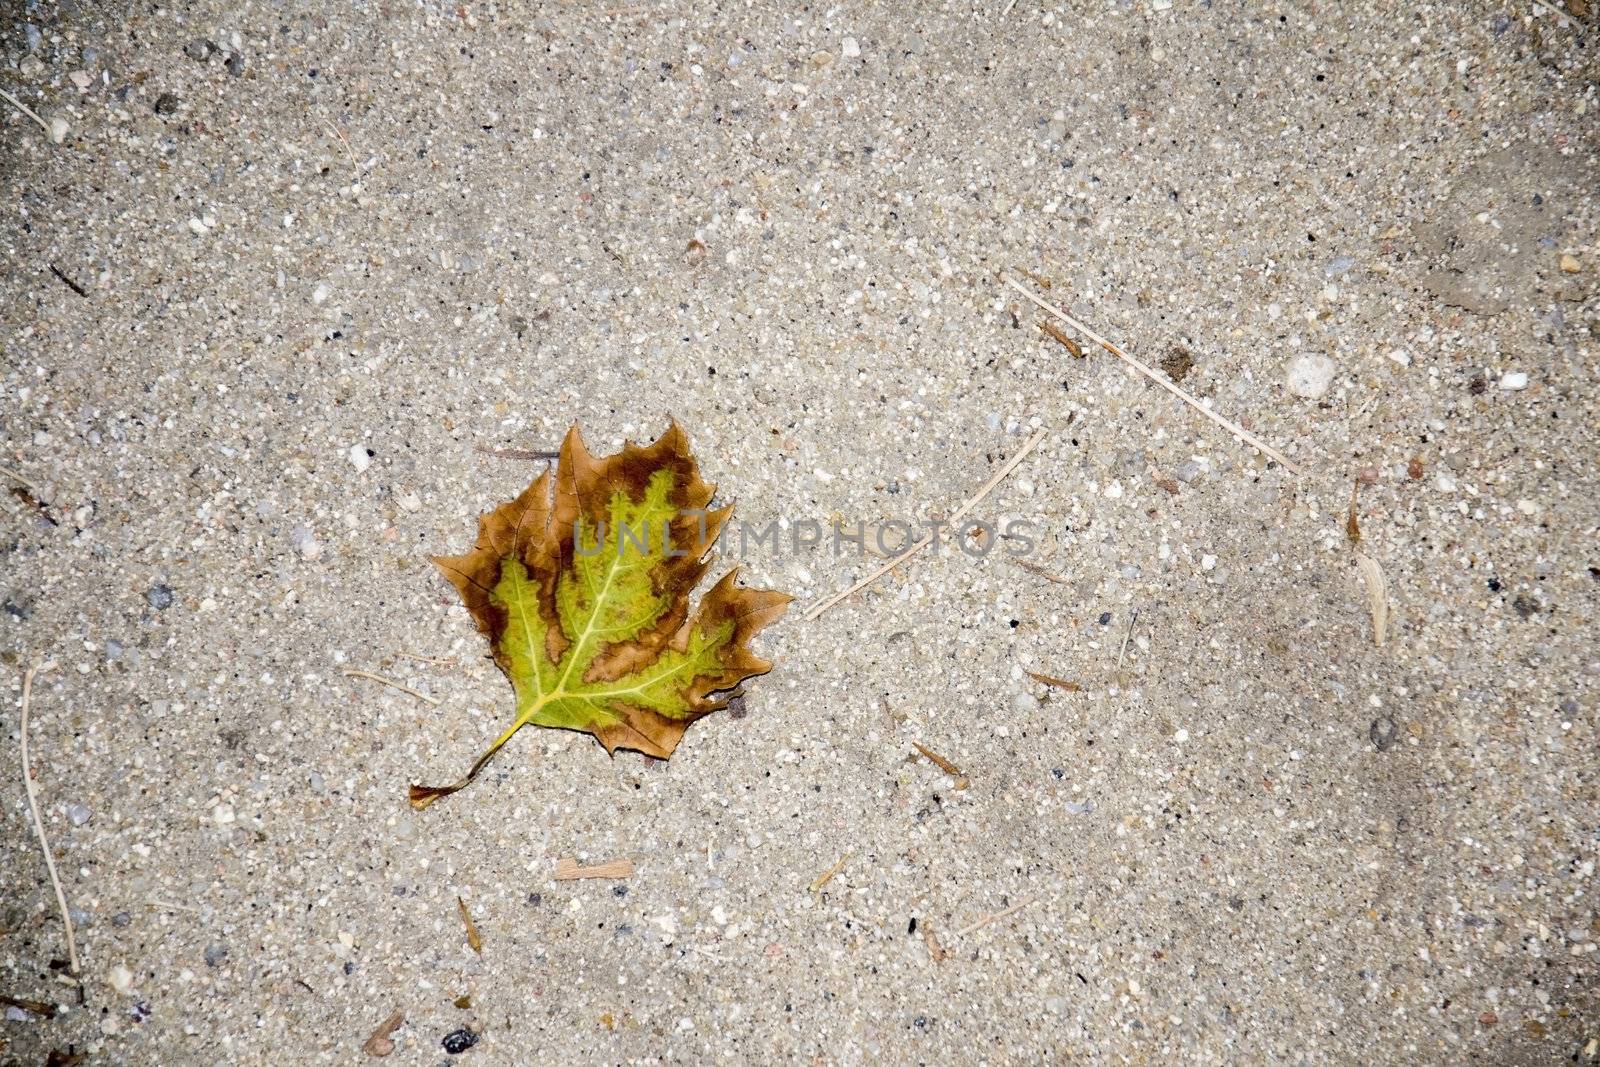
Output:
[{"left": 407, "top": 717, "right": 526, "bottom": 810}]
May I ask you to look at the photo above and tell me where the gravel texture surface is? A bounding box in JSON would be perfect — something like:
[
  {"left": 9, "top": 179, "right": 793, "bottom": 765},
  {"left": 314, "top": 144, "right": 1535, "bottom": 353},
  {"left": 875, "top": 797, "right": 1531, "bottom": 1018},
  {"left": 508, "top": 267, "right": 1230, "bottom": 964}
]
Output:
[{"left": 2, "top": 1, "right": 1597, "bottom": 1064}]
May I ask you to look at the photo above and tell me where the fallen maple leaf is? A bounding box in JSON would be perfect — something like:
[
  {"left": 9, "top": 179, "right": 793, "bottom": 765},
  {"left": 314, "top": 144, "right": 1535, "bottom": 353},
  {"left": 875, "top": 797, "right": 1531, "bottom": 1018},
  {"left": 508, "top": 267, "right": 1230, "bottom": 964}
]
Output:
[{"left": 411, "top": 421, "right": 790, "bottom": 809}]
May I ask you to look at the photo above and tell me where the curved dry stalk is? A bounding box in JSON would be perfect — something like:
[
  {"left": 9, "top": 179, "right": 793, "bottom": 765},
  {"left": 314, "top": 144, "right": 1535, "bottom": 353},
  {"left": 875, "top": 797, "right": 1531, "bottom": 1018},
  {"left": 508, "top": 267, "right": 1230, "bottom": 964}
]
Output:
[{"left": 19, "top": 662, "right": 79, "bottom": 976}]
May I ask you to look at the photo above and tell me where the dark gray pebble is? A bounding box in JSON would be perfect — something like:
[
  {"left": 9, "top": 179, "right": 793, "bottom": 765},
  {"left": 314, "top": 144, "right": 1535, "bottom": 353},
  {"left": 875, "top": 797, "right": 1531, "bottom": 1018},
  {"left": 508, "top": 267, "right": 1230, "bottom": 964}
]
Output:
[
  {"left": 154, "top": 92, "right": 180, "bottom": 115},
  {"left": 443, "top": 1028, "right": 479, "bottom": 1054},
  {"left": 146, "top": 583, "right": 174, "bottom": 610},
  {"left": 204, "top": 943, "right": 228, "bottom": 967},
  {"left": 1369, "top": 716, "right": 1398, "bottom": 752},
  {"left": 225, "top": 53, "right": 245, "bottom": 77}
]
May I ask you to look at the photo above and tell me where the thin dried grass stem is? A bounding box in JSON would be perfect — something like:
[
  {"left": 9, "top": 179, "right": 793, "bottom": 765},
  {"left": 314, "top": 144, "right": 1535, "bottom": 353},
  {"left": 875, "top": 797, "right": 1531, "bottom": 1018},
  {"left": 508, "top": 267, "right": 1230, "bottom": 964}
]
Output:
[
  {"left": 952, "top": 895, "right": 1038, "bottom": 938},
  {"left": 805, "top": 428, "right": 1047, "bottom": 621},
  {"left": 0, "top": 88, "right": 50, "bottom": 135},
  {"left": 18, "top": 663, "right": 79, "bottom": 976},
  {"left": 1003, "top": 276, "right": 1302, "bottom": 474},
  {"left": 343, "top": 668, "right": 441, "bottom": 707},
  {"left": 0, "top": 464, "right": 43, "bottom": 493},
  {"left": 1528, "top": 0, "right": 1573, "bottom": 25}
]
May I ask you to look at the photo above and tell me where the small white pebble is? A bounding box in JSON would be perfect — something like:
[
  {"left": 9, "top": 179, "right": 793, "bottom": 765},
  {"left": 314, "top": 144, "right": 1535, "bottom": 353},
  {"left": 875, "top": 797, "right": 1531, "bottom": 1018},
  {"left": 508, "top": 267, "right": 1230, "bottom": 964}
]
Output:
[
  {"left": 46, "top": 116, "right": 70, "bottom": 144},
  {"left": 312, "top": 282, "right": 332, "bottom": 305},
  {"left": 212, "top": 803, "right": 236, "bottom": 826},
  {"left": 347, "top": 445, "right": 371, "bottom": 473},
  {"left": 1200, "top": 554, "right": 1218, "bottom": 571},
  {"left": 1286, "top": 353, "right": 1337, "bottom": 399},
  {"left": 1173, "top": 728, "right": 1189, "bottom": 744},
  {"left": 1436, "top": 472, "right": 1457, "bottom": 493},
  {"left": 1499, "top": 371, "right": 1528, "bottom": 390},
  {"left": 841, "top": 36, "right": 860, "bottom": 58},
  {"left": 397, "top": 491, "right": 422, "bottom": 513},
  {"left": 108, "top": 964, "right": 134, "bottom": 995},
  {"left": 187, "top": 217, "right": 207, "bottom": 235}
]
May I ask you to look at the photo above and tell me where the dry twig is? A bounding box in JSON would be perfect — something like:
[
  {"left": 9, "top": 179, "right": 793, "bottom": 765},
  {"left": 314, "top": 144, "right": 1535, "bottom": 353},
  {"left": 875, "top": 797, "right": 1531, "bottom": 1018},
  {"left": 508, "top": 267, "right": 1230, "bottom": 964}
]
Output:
[
  {"left": 0, "top": 464, "right": 42, "bottom": 494},
  {"left": 0, "top": 993, "right": 56, "bottom": 1018},
  {"left": 475, "top": 445, "right": 559, "bottom": 462},
  {"left": 952, "top": 895, "right": 1038, "bottom": 938},
  {"left": 912, "top": 742, "right": 970, "bottom": 789},
  {"left": 912, "top": 742, "right": 962, "bottom": 776},
  {"left": 0, "top": 88, "right": 50, "bottom": 135},
  {"left": 1038, "top": 319, "right": 1084, "bottom": 358},
  {"left": 1025, "top": 670, "right": 1082, "bottom": 692},
  {"left": 1529, "top": 0, "right": 1574, "bottom": 25},
  {"left": 1003, "top": 275, "right": 1302, "bottom": 474},
  {"left": 393, "top": 651, "right": 458, "bottom": 668},
  {"left": 18, "top": 663, "right": 78, "bottom": 976},
  {"left": 342, "top": 669, "right": 440, "bottom": 707}
]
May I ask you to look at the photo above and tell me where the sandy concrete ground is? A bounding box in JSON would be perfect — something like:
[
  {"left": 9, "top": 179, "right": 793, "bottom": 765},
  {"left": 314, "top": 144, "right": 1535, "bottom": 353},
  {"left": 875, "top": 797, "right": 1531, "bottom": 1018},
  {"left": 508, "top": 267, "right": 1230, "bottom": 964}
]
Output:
[{"left": 2, "top": 1, "right": 1597, "bottom": 1063}]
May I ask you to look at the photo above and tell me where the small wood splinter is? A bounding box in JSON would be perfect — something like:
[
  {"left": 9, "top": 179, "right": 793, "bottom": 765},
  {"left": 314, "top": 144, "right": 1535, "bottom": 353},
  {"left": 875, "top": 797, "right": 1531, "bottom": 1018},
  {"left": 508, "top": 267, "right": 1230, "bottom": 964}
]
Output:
[
  {"left": 1038, "top": 319, "right": 1084, "bottom": 358},
  {"left": 809, "top": 853, "right": 851, "bottom": 892},
  {"left": 553, "top": 857, "right": 635, "bottom": 881},
  {"left": 456, "top": 896, "right": 483, "bottom": 954},
  {"left": 912, "top": 742, "right": 970, "bottom": 790},
  {"left": 1026, "top": 670, "right": 1083, "bottom": 692}
]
